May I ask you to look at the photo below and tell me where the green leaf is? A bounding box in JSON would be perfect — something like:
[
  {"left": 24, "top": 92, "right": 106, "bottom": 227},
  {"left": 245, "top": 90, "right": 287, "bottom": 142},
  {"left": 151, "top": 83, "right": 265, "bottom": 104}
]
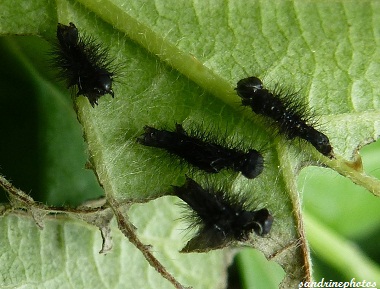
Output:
[
  {"left": 299, "top": 142, "right": 380, "bottom": 284},
  {"left": 304, "top": 212, "right": 380, "bottom": 282},
  {"left": 0, "top": 203, "right": 231, "bottom": 289},
  {"left": 1, "top": 0, "right": 380, "bottom": 288}
]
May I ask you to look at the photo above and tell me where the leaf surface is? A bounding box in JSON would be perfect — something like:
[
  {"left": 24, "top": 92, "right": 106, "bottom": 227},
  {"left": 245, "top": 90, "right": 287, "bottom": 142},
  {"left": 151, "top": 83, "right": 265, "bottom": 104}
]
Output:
[{"left": 1, "top": 0, "right": 380, "bottom": 288}]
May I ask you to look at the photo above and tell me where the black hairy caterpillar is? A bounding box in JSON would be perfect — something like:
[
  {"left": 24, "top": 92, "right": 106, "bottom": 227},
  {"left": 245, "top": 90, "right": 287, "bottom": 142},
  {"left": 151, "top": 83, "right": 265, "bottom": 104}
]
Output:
[
  {"left": 51, "top": 22, "right": 115, "bottom": 107},
  {"left": 173, "top": 176, "right": 273, "bottom": 252},
  {"left": 137, "top": 123, "right": 264, "bottom": 179},
  {"left": 236, "top": 77, "right": 334, "bottom": 158}
]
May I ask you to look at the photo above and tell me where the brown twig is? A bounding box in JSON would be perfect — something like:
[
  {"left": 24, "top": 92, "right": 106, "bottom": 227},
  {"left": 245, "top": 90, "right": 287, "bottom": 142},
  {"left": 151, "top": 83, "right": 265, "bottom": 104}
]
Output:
[{"left": 108, "top": 196, "right": 191, "bottom": 289}]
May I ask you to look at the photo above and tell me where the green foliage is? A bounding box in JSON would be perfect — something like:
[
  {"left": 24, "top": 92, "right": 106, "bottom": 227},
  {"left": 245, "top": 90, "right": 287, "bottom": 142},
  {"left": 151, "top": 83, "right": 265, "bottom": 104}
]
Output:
[{"left": 0, "top": 0, "right": 380, "bottom": 288}]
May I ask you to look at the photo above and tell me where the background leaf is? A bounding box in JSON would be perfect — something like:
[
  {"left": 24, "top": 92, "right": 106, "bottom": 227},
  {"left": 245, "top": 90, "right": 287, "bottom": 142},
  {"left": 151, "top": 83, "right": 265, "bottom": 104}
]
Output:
[{"left": 1, "top": 0, "right": 380, "bottom": 288}]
